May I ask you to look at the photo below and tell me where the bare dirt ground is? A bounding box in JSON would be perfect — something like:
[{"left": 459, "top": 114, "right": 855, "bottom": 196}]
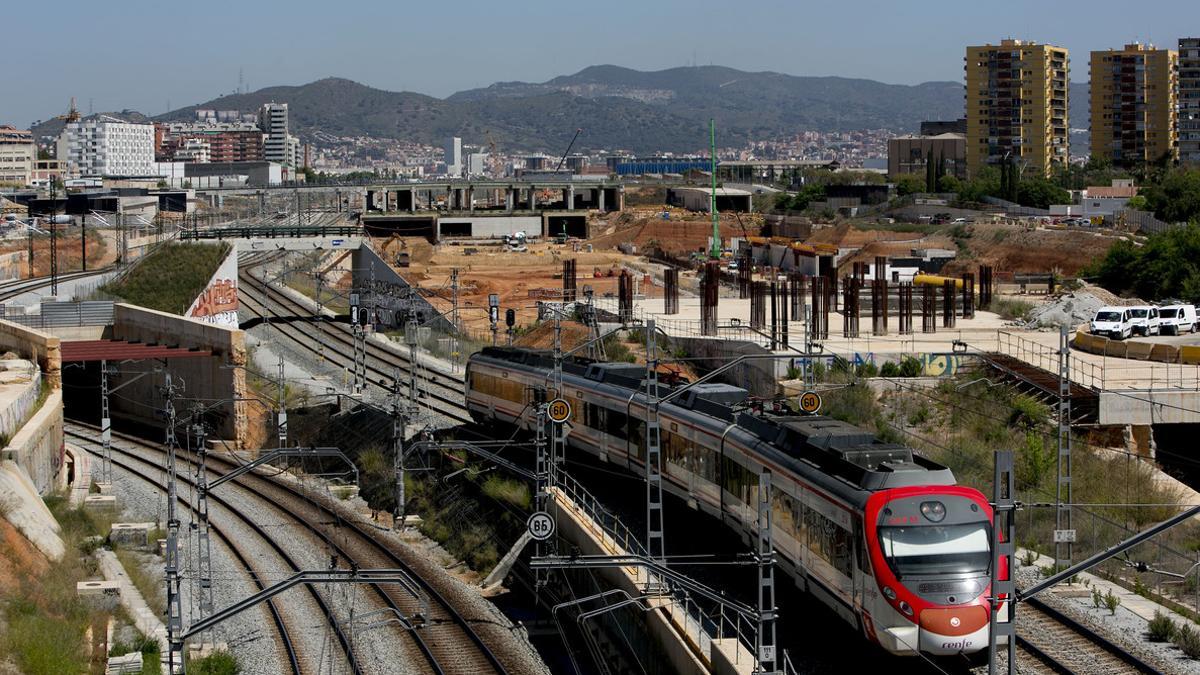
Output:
[
  {"left": 367, "top": 210, "right": 740, "bottom": 335},
  {"left": 0, "top": 232, "right": 114, "bottom": 277},
  {"left": 943, "top": 222, "right": 1125, "bottom": 277},
  {"left": 811, "top": 221, "right": 1124, "bottom": 278},
  {"left": 0, "top": 517, "right": 48, "bottom": 597}
]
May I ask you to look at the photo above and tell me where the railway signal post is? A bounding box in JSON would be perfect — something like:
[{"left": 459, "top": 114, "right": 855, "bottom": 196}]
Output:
[
  {"left": 644, "top": 319, "right": 666, "bottom": 589},
  {"left": 988, "top": 449, "right": 1017, "bottom": 675}
]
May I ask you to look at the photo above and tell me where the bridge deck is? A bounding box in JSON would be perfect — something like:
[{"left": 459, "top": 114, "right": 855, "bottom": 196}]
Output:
[{"left": 980, "top": 352, "right": 1100, "bottom": 423}]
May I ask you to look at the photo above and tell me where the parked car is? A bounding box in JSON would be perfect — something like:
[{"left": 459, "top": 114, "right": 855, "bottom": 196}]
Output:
[
  {"left": 1125, "top": 305, "right": 1161, "bottom": 336},
  {"left": 1158, "top": 304, "right": 1197, "bottom": 335},
  {"left": 1091, "top": 307, "right": 1133, "bottom": 340}
]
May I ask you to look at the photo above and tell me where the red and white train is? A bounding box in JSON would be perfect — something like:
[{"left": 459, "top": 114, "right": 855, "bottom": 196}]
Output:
[{"left": 466, "top": 347, "right": 1003, "bottom": 657}]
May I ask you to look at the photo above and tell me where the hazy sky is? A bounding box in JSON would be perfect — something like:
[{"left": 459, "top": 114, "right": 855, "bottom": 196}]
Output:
[{"left": 5, "top": 0, "right": 1196, "bottom": 127}]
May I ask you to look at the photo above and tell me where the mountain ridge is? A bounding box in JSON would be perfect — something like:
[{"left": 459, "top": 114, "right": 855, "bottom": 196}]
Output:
[{"left": 29, "top": 66, "right": 1090, "bottom": 155}]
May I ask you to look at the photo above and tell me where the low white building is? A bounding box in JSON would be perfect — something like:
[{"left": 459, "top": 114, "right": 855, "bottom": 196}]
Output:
[
  {"left": 0, "top": 125, "right": 35, "bottom": 186},
  {"left": 58, "top": 116, "right": 155, "bottom": 177}
]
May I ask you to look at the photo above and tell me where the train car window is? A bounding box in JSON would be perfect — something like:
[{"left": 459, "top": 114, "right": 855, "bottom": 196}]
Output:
[
  {"left": 665, "top": 432, "right": 690, "bottom": 470},
  {"left": 605, "top": 409, "right": 627, "bottom": 439},
  {"left": 721, "top": 455, "right": 754, "bottom": 504},
  {"left": 629, "top": 420, "right": 646, "bottom": 460},
  {"left": 694, "top": 444, "right": 717, "bottom": 482},
  {"left": 772, "top": 490, "right": 798, "bottom": 541},
  {"left": 585, "top": 402, "right": 605, "bottom": 430},
  {"left": 834, "top": 527, "right": 852, "bottom": 578}
]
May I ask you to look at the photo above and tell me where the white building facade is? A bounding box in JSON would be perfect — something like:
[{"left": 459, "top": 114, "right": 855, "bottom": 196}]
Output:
[
  {"left": 258, "top": 102, "right": 293, "bottom": 165},
  {"left": 59, "top": 116, "right": 155, "bottom": 177}
]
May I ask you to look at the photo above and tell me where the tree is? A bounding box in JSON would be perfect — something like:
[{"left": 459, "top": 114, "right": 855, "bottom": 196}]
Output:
[
  {"left": 1125, "top": 195, "right": 1148, "bottom": 211},
  {"left": 935, "top": 155, "right": 946, "bottom": 192},
  {"left": 925, "top": 157, "right": 935, "bottom": 195},
  {"left": 1087, "top": 224, "right": 1200, "bottom": 301},
  {"left": 895, "top": 174, "right": 926, "bottom": 197},
  {"left": 1015, "top": 178, "right": 1070, "bottom": 210},
  {"left": 1141, "top": 168, "right": 1200, "bottom": 223}
]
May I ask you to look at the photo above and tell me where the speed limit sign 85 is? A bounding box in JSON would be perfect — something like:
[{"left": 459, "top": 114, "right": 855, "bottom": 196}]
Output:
[{"left": 527, "top": 512, "right": 555, "bottom": 541}]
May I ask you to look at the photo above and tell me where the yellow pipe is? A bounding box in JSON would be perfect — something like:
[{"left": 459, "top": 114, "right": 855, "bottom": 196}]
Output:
[{"left": 913, "top": 274, "right": 964, "bottom": 289}]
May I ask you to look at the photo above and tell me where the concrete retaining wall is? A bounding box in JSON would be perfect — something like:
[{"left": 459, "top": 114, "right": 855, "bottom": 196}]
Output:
[
  {"left": 2, "top": 389, "right": 64, "bottom": 495},
  {"left": 673, "top": 337, "right": 781, "bottom": 397},
  {"left": 351, "top": 246, "right": 454, "bottom": 333},
  {"left": 110, "top": 304, "right": 247, "bottom": 444},
  {"left": 0, "top": 319, "right": 61, "bottom": 388}
]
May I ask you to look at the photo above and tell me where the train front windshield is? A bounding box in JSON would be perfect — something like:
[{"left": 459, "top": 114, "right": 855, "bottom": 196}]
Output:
[{"left": 878, "top": 523, "right": 990, "bottom": 577}]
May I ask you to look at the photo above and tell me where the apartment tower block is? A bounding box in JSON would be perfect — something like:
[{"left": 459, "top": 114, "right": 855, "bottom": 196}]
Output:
[
  {"left": 965, "top": 39, "right": 1069, "bottom": 177},
  {"left": 1180, "top": 38, "right": 1200, "bottom": 164},
  {"left": 1090, "top": 43, "right": 1178, "bottom": 166}
]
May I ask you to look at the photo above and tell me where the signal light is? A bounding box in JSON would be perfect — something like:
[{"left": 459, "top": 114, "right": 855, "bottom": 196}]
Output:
[{"left": 920, "top": 501, "right": 946, "bottom": 523}]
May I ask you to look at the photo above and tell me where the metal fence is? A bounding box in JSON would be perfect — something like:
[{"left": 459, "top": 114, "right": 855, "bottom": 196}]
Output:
[
  {"left": 1116, "top": 208, "right": 1178, "bottom": 235},
  {"left": 0, "top": 301, "right": 114, "bottom": 328}
]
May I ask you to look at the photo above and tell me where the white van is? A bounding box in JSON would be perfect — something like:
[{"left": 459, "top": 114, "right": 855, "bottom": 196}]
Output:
[
  {"left": 1158, "top": 304, "right": 1197, "bottom": 335},
  {"left": 1091, "top": 307, "right": 1133, "bottom": 340},
  {"left": 1126, "top": 306, "right": 1160, "bottom": 336}
]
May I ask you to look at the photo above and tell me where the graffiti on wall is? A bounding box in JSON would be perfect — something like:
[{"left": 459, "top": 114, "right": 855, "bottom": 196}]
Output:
[{"left": 187, "top": 251, "right": 239, "bottom": 326}]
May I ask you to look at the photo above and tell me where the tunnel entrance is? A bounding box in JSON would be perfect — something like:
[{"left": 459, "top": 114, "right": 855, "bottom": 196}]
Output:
[
  {"left": 546, "top": 215, "right": 588, "bottom": 239},
  {"left": 362, "top": 217, "right": 437, "bottom": 242}
]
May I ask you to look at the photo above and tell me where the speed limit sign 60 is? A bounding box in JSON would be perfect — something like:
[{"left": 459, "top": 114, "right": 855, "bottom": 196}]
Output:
[
  {"left": 547, "top": 398, "right": 572, "bottom": 424},
  {"left": 799, "top": 390, "right": 822, "bottom": 415},
  {"left": 527, "top": 511, "right": 555, "bottom": 541}
]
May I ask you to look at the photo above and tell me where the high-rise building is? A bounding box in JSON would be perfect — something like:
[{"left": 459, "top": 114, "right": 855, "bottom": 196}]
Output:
[
  {"left": 444, "top": 137, "right": 462, "bottom": 177},
  {"left": 965, "top": 39, "right": 1069, "bottom": 177},
  {"left": 1090, "top": 43, "right": 1178, "bottom": 166},
  {"left": 1180, "top": 38, "right": 1200, "bottom": 164},
  {"left": 258, "top": 102, "right": 290, "bottom": 165},
  {"left": 59, "top": 116, "right": 155, "bottom": 177},
  {"left": 0, "top": 125, "right": 35, "bottom": 186},
  {"left": 466, "top": 152, "right": 488, "bottom": 176}
]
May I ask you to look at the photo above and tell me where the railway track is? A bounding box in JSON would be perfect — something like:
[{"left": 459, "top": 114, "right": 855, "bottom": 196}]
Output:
[
  {"left": 0, "top": 267, "right": 113, "bottom": 302},
  {"left": 67, "top": 422, "right": 515, "bottom": 674},
  {"left": 236, "top": 257, "right": 471, "bottom": 425},
  {"left": 1014, "top": 597, "right": 1164, "bottom": 675},
  {"left": 67, "top": 425, "right": 349, "bottom": 674}
]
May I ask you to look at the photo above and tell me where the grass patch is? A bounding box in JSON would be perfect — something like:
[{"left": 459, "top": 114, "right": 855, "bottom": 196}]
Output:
[
  {"left": 988, "top": 297, "right": 1035, "bottom": 321},
  {"left": 481, "top": 475, "right": 531, "bottom": 510},
  {"left": 187, "top": 649, "right": 240, "bottom": 674},
  {"left": 1, "top": 495, "right": 115, "bottom": 674},
  {"left": 114, "top": 548, "right": 166, "bottom": 618},
  {"left": 109, "top": 631, "right": 161, "bottom": 673},
  {"left": 99, "top": 242, "right": 231, "bottom": 314}
]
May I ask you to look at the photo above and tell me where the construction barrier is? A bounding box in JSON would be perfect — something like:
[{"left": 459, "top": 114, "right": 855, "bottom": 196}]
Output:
[
  {"left": 1125, "top": 342, "right": 1154, "bottom": 361},
  {"left": 1151, "top": 343, "right": 1179, "bottom": 363},
  {"left": 1104, "top": 339, "right": 1128, "bottom": 359},
  {"left": 1073, "top": 329, "right": 1187, "bottom": 364},
  {"left": 1181, "top": 345, "right": 1200, "bottom": 365}
]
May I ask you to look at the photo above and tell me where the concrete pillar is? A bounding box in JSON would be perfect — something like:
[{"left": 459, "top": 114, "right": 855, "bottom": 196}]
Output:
[
  {"left": 505, "top": 188, "right": 514, "bottom": 211},
  {"left": 409, "top": 188, "right": 416, "bottom": 213},
  {"left": 468, "top": 186, "right": 474, "bottom": 212},
  {"left": 598, "top": 188, "right": 606, "bottom": 212},
  {"left": 567, "top": 185, "right": 575, "bottom": 211},
  {"left": 528, "top": 185, "right": 535, "bottom": 210}
]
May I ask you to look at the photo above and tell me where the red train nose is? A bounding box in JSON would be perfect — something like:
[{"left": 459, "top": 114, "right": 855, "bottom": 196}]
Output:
[{"left": 919, "top": 606, "right": 987, "bottom": 636}]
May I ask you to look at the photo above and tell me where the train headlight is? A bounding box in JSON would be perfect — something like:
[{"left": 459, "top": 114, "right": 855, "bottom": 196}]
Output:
[
  {"left": 882, "top": 586, "right": 896, "bottom": 600},
  {"left": 899, "top": 601, "right": 913, "bottom": 616},
  {"left": 920, "top": 501, "right": 946, "bottom": 523}
]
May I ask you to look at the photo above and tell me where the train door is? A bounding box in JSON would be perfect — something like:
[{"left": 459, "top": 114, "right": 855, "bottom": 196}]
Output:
[{"left": 852, "top": 516, "right": 867, "bottom": 609}]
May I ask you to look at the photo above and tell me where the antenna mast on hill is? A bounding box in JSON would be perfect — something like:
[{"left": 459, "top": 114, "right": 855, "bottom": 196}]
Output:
[{"left": 709, "top": 119, "right": 720, "bottom": 259}]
